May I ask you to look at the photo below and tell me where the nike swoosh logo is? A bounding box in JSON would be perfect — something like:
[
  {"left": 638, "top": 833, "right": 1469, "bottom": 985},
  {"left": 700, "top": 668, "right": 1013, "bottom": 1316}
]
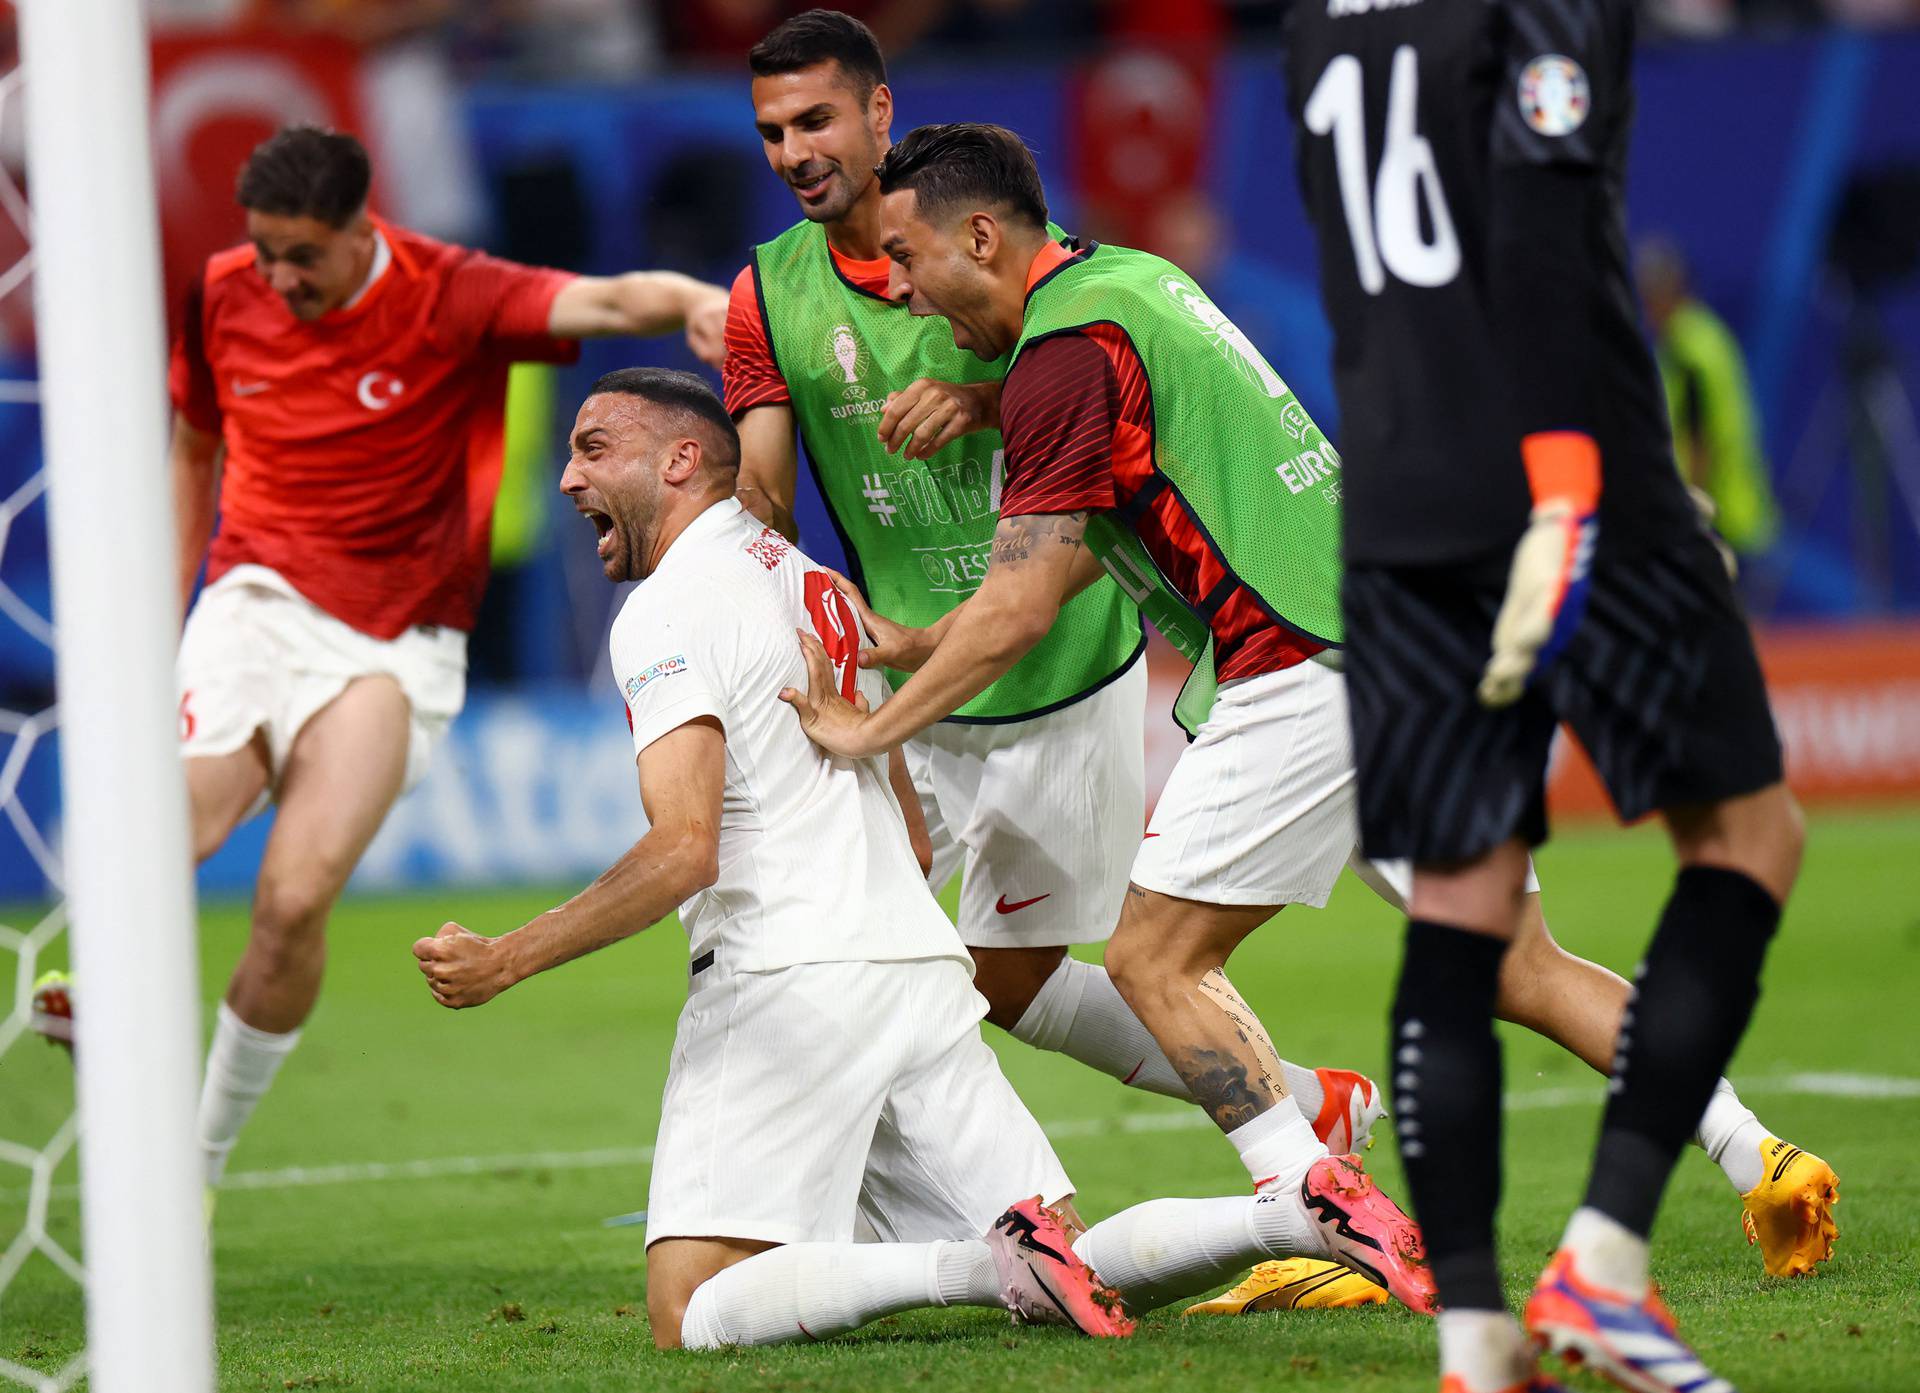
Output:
[
  {"left": 994, "top": 893, "right": 1051, "bottom": 915},
  {"left": 230, "top": 380, "right": 270, "bottom": 396}
]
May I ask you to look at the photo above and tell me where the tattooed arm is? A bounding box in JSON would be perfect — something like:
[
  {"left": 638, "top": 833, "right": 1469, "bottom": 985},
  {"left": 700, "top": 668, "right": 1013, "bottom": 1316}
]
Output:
[
  {"left": 830, "top": 527, "right": 1107, "bottom": 675},
  {"left": 782, "top": 510, "right": 1090, "bottom": 758}
]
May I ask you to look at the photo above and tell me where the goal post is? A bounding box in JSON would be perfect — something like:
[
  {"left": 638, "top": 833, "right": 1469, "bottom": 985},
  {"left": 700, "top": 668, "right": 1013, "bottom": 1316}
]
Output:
[{"left": 18, "top": 0, "right": 215, "bottom": 1385}]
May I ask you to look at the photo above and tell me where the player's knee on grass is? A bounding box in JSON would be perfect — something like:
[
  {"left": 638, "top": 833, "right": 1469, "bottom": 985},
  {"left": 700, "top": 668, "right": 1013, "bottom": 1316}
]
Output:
[
  {"left": 647, "top": 1283, "right": 690, "bottom": 1351},
  {"left": 645, "top": 1250, "right": 709, "bottom": 1350},
  {"left": 645, "top": 1236, "right": 774, "bottom": 1350},
  {"left": 969, "top": 944, "right": 1068, "bottom": 1029}
]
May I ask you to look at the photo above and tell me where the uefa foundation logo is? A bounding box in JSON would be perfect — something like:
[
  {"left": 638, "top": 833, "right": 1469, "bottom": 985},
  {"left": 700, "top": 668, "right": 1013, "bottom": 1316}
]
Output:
[
  {"left": 623, "top": 654, "right": 688, "bottom": 701},
  {"left": 828, "top": 323, "right": 871, "bottom": 401},
  {"left": 1157, "top": 274, "right": 1291, "bottom": 400}
]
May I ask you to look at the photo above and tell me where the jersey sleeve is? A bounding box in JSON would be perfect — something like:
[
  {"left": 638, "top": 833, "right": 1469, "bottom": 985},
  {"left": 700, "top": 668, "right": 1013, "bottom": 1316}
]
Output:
[
  {"left": 722, "top": 264, "right": 790, "bottom": 417},
  {"left": 1484, "top": 0, "right": 1625, "bottom": 444},
  {"left": 168, "top": 273, "right": 222, "bottom": 433},
  {"left": 1490, "top": 0, "right": 1623, "bottom": 171},
  {"left": 610, "top": 592, "right": 727, "bottom": 757},
  {"left": 998, "top": 332, "right": 1121, "bottom": 517},
  {"left": 445, "top": 252, "right": 582, "bottom": 364}
]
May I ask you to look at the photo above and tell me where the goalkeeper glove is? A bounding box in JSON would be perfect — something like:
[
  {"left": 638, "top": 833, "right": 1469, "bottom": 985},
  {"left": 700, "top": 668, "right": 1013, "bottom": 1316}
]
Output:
[{"left": 1478, "top": 431, "right": 1601, "bottom": 709}]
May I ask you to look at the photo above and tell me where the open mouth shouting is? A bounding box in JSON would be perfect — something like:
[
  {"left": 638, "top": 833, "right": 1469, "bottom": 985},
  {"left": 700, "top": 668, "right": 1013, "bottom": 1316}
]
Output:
[{"left": 581, "top": 505, "right": 619, "bottom": 569}]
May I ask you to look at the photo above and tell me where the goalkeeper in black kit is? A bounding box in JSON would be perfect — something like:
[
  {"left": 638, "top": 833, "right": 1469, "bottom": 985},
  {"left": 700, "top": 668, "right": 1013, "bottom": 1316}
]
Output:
[{"left": 1284, "top": 0, "right": 1830, "bottom": 1390}]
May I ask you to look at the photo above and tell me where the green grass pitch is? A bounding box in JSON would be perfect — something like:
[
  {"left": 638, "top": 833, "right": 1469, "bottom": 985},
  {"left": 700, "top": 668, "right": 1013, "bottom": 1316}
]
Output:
[{"left": 3, "top": 807, "right": 1917, "bottom": 1390}]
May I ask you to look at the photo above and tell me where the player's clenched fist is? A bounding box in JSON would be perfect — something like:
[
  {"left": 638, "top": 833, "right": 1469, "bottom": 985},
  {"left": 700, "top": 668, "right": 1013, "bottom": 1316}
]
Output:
[
  {"left": 876, "top": 379, "right": 1000, "bottom": 461},
  {"left": 412, "top": 922, "right": 512, "bottom": 1010}
]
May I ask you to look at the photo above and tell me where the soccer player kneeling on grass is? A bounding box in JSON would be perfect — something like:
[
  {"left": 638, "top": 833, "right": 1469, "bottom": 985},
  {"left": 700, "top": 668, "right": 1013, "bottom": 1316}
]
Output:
[{"left": 412, "top": 368, "right": 1435, "bottom": 1347}]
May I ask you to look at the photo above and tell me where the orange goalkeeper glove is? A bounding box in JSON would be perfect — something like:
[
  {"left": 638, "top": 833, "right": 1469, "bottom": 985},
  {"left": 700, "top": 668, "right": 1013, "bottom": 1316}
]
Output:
[{"left": 1478, "top": 432, "right": 1601, "bottom": 709}]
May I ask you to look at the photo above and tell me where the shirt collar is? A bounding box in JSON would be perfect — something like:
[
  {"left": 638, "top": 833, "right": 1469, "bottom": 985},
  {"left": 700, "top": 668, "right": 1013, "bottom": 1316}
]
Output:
[
  {"left": 341, "top": 228, "right": 392, "bottom": 312},
  {"left": 657, "top": 495, "right": 745, "bottom": 566},
  {"left": 1024, "top": 238, "right": 1075, "bottom": 294}
]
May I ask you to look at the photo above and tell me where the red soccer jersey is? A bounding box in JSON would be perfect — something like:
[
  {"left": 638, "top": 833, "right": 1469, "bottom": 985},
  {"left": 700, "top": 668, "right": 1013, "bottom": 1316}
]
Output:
[
  {"left": 170, "top": 218, "right": 579, "bottom": 640},
  {"left": 998, "top": 242, "right": 1322, "bottom": 684},
  {"left": 721, "top": 244, "right": 895, "bottom": 417}
]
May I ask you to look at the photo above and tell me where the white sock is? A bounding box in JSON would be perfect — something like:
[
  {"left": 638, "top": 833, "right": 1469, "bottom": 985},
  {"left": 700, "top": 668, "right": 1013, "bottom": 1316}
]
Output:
[
  {"left": 1072, "top": 1192, "right": 1324, "bottom": 1313},
  {"left": 1010, "top": 957, "right": 1189, "bottom": 1099},
  {"left": 678, "top": 1240, "right": 994, "bottom": 1348},
  {"left": 1010, "top": 959, "right": 1326, "bottom": 1113},
  {"left": 1228, "top": 1098, "right": 1328, "bottom": 1193},
  {"left": 1694, "top": 1078, "right": 1768, "bottom": 1194},
  {"left": 1561, "top": 1206, "right": 1649, "bottom": 1299},
  {"left": 1438, "top": 1309, "right": 1535, "bottom": 1393},
  {"left": 198, "top": 1001, "right": 302, "bottom": 1185},
  {"left": 1283, "top": 1063, "right": 1327, "bottom": 1123}
]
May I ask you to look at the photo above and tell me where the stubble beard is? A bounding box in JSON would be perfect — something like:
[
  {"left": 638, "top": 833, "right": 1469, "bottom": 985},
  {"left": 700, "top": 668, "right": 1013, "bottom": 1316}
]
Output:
[{"left": 615, "top": 472, "right": 665, "bottom": 582}]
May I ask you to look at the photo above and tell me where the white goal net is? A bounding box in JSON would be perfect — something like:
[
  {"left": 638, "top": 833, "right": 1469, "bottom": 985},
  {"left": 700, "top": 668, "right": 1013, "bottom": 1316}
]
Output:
[{"left": 0, "top": 45, "right": 87, "bottom": 1387}]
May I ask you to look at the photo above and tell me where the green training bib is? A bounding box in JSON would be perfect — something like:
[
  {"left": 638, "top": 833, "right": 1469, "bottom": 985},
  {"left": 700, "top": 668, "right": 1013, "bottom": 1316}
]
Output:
[
  {"left": 754, "top": 221, "right": 1142, "bottom": 721},
  {"left": 1010, "top": 242, "right": 1346, "bottom": 733}
]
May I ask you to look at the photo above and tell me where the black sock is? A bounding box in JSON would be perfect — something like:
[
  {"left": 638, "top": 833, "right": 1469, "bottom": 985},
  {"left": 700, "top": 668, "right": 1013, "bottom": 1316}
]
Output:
[
  {"left": 1390, "top": 919, "right": 1511, "bottom": 1312},
  {"left": 1584, "top": 865, "right": 1782, "bottom": 1237}
]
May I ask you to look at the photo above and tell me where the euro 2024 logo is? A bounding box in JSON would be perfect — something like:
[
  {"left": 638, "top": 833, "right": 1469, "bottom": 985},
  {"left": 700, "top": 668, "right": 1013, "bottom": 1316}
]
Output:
[
  {"left": 829, "top": 323, "right": 870, "bottom": 401},
  {"left": 1156, "top": 275, "right": 1291, "bottom": 401}
]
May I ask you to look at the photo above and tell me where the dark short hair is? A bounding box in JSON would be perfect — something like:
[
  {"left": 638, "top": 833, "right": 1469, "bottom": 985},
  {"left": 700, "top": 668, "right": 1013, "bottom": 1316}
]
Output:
[
  {"left": 875, "top": 123, "right": 1048, "bottom": 231},
  {"left": 748, "top": 9, "right": 886, "bottom": 105},
  {"left": 235, "top": 125, "right": 371, "bottom": 228},
  {"left": 589, "top": 367, "right": 741, "bottom": 472}
]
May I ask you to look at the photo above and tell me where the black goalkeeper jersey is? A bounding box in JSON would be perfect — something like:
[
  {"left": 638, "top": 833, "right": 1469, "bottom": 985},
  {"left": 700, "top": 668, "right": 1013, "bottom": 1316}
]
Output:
[{"left": 1283, "top": 0, "right": 1697, "bottom": 566}]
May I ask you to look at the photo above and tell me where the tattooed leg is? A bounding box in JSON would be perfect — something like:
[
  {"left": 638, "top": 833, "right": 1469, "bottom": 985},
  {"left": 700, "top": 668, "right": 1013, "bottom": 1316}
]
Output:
[
  {"left": 1103, "top": 884, "right": 1288, "bottom": 1133},
  {"left": 1196, "top": 966, "right": 1293, "bottom": 1104}
]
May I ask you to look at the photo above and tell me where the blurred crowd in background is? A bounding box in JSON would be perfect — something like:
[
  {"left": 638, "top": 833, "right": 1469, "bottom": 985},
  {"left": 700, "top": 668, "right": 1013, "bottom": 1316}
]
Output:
[
  {"left": 0, "top": 0, "right": 1914, "bottom": 704},
  {"left": 127, "top": 0, "right": 1920, "bottom": 79}
]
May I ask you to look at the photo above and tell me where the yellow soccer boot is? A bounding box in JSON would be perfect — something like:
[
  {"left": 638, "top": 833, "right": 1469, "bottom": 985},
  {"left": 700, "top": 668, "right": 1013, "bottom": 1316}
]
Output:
[
  {"left": 1740, "top": 1135, "right": 1838, "bottom": 1276},
  {"left": 1183, "top": 1258, "right": 1387, "bottom": 1315}
]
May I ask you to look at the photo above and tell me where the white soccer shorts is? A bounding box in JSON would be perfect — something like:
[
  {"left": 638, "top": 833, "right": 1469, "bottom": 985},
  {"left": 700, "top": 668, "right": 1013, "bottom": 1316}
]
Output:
[
  {"left": 644, "top": 954, "right": 1073, "bottom": 1249},
  {"left": 907, "top": 658, "right": 1147, "bottom": 950},
  {"left": 177, "top": 564, "right": 466, "bottom": 808},
  {"left": 1131, "top": 658, "right": 1542, "bottom": 908}
]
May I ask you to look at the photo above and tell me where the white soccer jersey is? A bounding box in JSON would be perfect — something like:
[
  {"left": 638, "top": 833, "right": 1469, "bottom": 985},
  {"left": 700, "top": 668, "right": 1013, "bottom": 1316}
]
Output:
[{"left": 609, "top": 498, "right": 966, "bottom": 974}]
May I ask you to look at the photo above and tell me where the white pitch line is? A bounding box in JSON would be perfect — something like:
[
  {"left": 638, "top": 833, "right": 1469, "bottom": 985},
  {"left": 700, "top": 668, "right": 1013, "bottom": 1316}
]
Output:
[
  {"left": 4, "top": 1072, "right": 1913, "bottom": 1203},
  {"left": 218, "top": 1144, "right": 658, "bottom": 1191}
]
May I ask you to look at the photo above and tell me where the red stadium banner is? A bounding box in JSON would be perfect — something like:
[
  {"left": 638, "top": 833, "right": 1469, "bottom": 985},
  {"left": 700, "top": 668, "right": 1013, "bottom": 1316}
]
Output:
[
  {"left": 150, "top": 30, "right": 375, "bottom": 323},
  {"left": 1143, "top": 623, "right": 1920, "bottom": 821}
]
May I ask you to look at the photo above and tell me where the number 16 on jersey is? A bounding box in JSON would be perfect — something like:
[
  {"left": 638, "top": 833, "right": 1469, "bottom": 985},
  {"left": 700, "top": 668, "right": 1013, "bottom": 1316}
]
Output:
[{"left": 1304, "top": 46, "right": 1460, "bottom": 295}]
